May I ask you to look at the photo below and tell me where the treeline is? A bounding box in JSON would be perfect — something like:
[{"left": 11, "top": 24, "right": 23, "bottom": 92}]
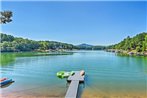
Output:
[
  {"left": 0, "top": 33, "right": 76, "bottom": 52},
  {"left": 0, "top": 33, "right": 105, "bottom": 52},
  {"left": 76, "top": 44, "right": 106, "bottom": 50},
  {"left": 108, "top": 32, "right": 147, "bottom": 52}
]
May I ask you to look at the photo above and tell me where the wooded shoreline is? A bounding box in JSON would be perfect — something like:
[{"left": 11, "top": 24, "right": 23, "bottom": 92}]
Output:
[
  {"left": 107, "top": 32, "right": 147, "bottom": 56},
  {"left": 1, "top": 32, "right": 147, "bottom": 57},
  {"left": 106, "top": 49, "right": 147, "bottom": 56}
]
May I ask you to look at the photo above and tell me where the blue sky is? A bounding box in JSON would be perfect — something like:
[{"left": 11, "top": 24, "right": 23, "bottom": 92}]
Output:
[{"left": 1, "top": 1, "right": 147, "bottom": 45}]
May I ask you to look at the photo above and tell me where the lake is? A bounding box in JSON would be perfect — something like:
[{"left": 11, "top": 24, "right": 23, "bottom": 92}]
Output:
[{"left": 0, "top": 51, "right": 147, "bottom": 98}]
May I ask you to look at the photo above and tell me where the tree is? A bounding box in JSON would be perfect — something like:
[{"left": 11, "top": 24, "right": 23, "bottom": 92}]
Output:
[
  {"left": 123, "top": 36, "right": 131, "bottom": 50},
  {"left": 136, "top": 46, "right": 141, "bottom": 52},
  {"left": 145, "top": 35, "right": 147, "bottom": 51},
  {"left": 0, "top": 11, "right": 12, "bottom": 24},
  {"left": 0, "top": 33, "right": 14, "bottom": 42},
  {"left": 108, "top": 32, "right": 147, "bottom": 52}
]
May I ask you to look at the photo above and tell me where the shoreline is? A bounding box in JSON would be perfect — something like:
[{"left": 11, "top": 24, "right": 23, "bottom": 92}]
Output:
[{"left": 106, "top": 49, "right": 147, "bottom": 56}]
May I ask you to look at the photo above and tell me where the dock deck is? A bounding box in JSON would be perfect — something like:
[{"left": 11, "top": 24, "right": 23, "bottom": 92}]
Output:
[{"left": 65, "top": 71, "right": 85, "bottom": 98}]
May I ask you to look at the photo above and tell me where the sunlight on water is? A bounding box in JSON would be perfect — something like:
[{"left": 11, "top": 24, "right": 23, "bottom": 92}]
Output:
[{"left": 0, "top": 51, "right": 147, "bottom": 98}]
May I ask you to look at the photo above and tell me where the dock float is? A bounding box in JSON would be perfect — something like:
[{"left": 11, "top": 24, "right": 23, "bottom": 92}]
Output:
[{"left": 65, "top": 71, "right": 85, "bottom": 98}]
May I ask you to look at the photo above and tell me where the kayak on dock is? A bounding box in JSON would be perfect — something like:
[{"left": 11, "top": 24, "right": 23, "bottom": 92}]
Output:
[
  {"left": 57, "top": 71, "right": 75, "bottom": 79},
  {"left": 0, "top": 78, "right": 13, "bottom": 87}
]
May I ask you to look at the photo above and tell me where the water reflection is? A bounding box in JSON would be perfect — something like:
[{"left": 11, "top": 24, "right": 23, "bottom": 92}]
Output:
[
  {"left": 1, "top": 51, "right": 147, "bottom": 98},
  {"left": 0, "top": 53, "right": 16, "bottom": 66},
  {"left": 0, "top": 52, "right": 73, "bottom": 66}
]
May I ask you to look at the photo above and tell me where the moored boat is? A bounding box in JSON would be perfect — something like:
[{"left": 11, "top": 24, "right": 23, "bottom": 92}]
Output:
[{"left": 0, "top": 78, "right": 13, "bottom": 87}]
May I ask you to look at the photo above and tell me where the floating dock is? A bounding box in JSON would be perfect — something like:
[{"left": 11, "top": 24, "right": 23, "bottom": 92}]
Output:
[{"left": 65, "top": 71, "right": 85, "bottom": 98}]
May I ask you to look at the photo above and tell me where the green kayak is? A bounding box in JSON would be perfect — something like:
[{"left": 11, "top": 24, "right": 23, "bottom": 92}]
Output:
[{"left": 56, "top": 71, "right": 75, "bottom": 79}]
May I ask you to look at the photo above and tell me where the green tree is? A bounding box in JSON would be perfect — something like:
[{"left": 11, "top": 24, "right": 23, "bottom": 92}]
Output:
[
  {"left": 108, "top": 32, "right": 147, "bottom": 52},
  {"left": 145, "top": 35, "right": 147, "bottom": 51},
  {"left": 0, "top": 33, "right": 14, "bottom": 42},
  {"left": 0, "top": 11, "right": 12, "bottom": 24}
]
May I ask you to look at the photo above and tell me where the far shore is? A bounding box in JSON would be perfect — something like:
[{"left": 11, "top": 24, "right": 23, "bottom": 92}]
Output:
[
  {"left": 0, "top": 49, "right": 105, "bottom": 53},
  {"left": 1, "top": 49, "right": 147, "bottom": 57},
  {"left": 106, "top": 49, "right": 147, "bottom": 56},
  {"left": 0, "top": 49, "right": 76, "bottom": 53}
]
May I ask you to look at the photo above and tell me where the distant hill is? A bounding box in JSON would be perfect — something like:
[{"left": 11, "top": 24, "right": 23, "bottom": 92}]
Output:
[
  {"left": 77, "top": 43, "right": 106, "bottom": 50},
  {"left": 77, "top": 43, "right": 93, "bottom": 48},
  {"left": 108, "top": 32, "right": 147, "bottom": 54}
]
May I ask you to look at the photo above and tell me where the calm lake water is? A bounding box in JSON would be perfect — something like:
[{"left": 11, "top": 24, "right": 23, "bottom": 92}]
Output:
[{"left": 0, "top": 51, "right": 147, "bottom": 98}]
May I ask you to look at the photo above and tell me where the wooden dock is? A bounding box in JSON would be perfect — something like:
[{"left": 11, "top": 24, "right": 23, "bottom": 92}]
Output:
[{"left": 65, "top": 71, "right": 85, "bottom": 98}]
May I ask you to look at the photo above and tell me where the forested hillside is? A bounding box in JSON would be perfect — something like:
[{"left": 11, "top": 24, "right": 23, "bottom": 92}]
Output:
[
  {"left": 2, "top": 32, "right": 146, "bottom": 53},
  {"left": 108, "top": 32, "right": 147, "bottom": 54},
  {"left": 0, "top": 33, "right": 106, "bottom": 52},
  {"left": 0, "top": 33, "right": 76, "bottom": 52}
]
